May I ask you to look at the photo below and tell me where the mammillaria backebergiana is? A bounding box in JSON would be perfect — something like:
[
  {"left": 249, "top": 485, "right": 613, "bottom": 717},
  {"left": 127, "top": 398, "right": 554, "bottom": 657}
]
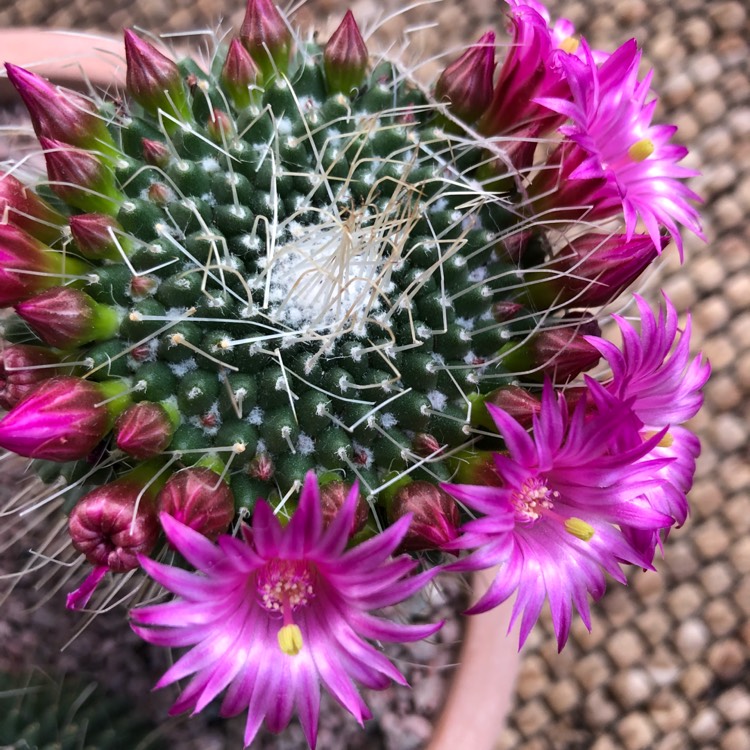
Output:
[{"left": 0, "top": 0, "right": 707, "bottom": 745}]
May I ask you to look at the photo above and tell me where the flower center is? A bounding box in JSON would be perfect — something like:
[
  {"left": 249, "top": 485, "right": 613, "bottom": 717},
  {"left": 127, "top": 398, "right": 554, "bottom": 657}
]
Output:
[
  {"left": 510, "top": 476, "right": 558, "bottom": 523},
  {"left": 559, "top": 36, "right": 580, "bottom": 54},
  {"left": 510, "top": 476, "right": 594, "bottom": 541},
  {"left": 256, "top": 559, "right": 315, "bottom": 657},
  {"left": 627, "top": 138, "right": 655, "bottom": 162}
]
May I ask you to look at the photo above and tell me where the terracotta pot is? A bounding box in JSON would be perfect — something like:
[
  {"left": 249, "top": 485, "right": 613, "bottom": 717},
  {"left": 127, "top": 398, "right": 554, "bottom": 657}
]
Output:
[{"left": 0, "top": 27, "right": 521, "bottom": 748}]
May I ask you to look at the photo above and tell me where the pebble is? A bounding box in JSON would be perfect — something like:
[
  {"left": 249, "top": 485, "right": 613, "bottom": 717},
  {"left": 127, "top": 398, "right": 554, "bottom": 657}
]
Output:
[
  {"left": 611, "top": 669, "right": 653, "bottom": 709},
  {"left": 674, "top": 618, "right": 710, "bottom": 660},
  {"left": 616, "top": 712, "right": 657, "bottom": 750},
  {"left": 707, "top": 639, "right": 747, "bottom": 682}
]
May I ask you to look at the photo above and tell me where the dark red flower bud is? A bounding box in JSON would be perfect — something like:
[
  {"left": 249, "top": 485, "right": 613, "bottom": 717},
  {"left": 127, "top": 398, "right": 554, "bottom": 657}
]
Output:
[
  {"left": 16, "top": 286, "right": 119, "bottom": 349},
  {"left": 157, "top": 467, "right": 235, "bottom": 541},
  {"left": 69, "top": 213, "right": 130, "bottom": 260},
  {"left": 0, "top": 172, "right": 66, "bottom": 245},
  {"left": 0, "top": 224, "right": 87, "bottom": 306},
  {"left": 324, "top": 11, "right": 369, "bottom": 95},
  {"left": 435, "top": 31, "right": 495, "bottom": 122},
  {"left": 0, "top": 345, "right": 62, "bottom": 410},
  {"left": 0, "top": 376, "right": 127, "bottom": 461},
  {"left": 529, "top": 326, "right": 602, "bottom": 382},
  {"left": 39, "top": 137, "right": 120, "bottom": 214},
  {"left": 527, "top": 233, "right": 664, "bottom": 308},
  {"left": 123, "top": 30, "right": 190, "bottom": 126},
  {"left": 115, "top": 401, "right": 177, "bottom": 459},
  {"left": 221, "top": 38, "right": 260, "bottom": 109},
  {"left": 483, "top": 385, "right": 541, "bottom": 428},
  {"left": 240, "top": 0, "right": 292, "bottom": 77},
  {"left": 4, "top": 64, "right": 116, "bottom": 155},
  {"left": 319, "top": 480, "right": 369, "bottom": 535},
  {"left": 66, "top": 478, "right": 160, "bottom": 609},
  {"left": 412, "top": 432, "right": 443, "bottom": 457},
  {"left": 388, "top": 481, "right": 460, "bottom": 552}
]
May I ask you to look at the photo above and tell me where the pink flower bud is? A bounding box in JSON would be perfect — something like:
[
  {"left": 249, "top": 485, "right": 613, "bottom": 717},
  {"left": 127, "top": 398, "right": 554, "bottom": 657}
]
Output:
[
  {"left": 0, "top": 376, "right": 119, "bottom": 461},
  {"left": 141, "top": 138, "right": 171, "bottom": 167},
  {"left": 388, "top": 481, "right": 460, "bottom": 552},
  {"left": 240, "top": 0, "right": 292, "bottom": 76},
  {"left": 320, "top": 480, "right": 369, "bottom": 535},
  {"left": 66, "top": 478, "right": 160, "bottom": 610},
  {"left": 157, "top": 467, "right": 235, "bottom": 541},
  {"left": 484, "top": 385, "right": 541, "bottom": 428},
  {"left": 532, "top": 233, "right": 664, "bottom": 307},
  {"left": 0, "top": 345, "right": 61, "bottom": 410},
  {"left": 0, "top": 224, "right": 77, "bottom": 306},
  {"left": 491, "top": 300, "right": 524, "bottom": 323},
  {"left": 435, "top": 31, "right": 495, "bottom": 122},
  {"left": 0, "top": 172, "right": 66, "bottom": 245},
  {"left": 4, "top": 64, "right": 116, "bottom": 154},
  {"left": 248, "top": 452, "right": 274, "bottom": 481},
  {"left": 69, "top": 213, "right": 128, "bottom": 261},
  {"left": 39, "top": 137, "right": 120, "bottom": 214},
  {"left": 324, "top": 11, "right": 369, "bottom": 95},
  {"left": 206, "top": 110, "right": 234, "bottom": 143},
  {"left": 15, "top": 286, "right": 118, "bottom": 349},
  {"left": 124, "top": 30, "right": 190, "bottom": 124},
  {"left": 115, "top": 401, "right": 176, "bottom": 459},
  {"left": 221, "top": 38, "right": 260, "bottom": 109}
]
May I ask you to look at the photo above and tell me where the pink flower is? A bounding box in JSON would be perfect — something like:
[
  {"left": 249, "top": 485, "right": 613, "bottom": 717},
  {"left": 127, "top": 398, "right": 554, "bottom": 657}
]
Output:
[
  {"left": 586, "top": 295, "right": 709, "bottom": 555},
  {"left": 131, "top": 472, "right": 440, "bottom": 748},
  {"left": 442, "top": 382, "right": 673, "bottom": 649},
  {"left": 533, "top": 40, "right": 703, "bottom": 255}
]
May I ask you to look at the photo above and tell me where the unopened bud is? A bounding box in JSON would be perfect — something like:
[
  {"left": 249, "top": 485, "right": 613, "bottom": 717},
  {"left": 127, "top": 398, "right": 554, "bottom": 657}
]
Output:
[
  {"left": 324, "top": 11, "right": 369, "bottom": 95},
  {"left": 529, "top": 325, "right": 602, "bottom": 382},
  {"left": 0, "top": 345, "right": 61, "bottom": 410},
  {"left": 115, "top": 401, "right": 177, "bottom": 459},
  {"left": 221, "top": 38, "right": 260, "bottom": 109},
  {"left": 206, "top": 109, "right": 234, "bottom": 143},
  {"left": 480, "top": 385, "right": 541, "bottom": 429},
  {"left": 319, "top": 480, "right": 369, "bottom": 535},
  {"left": 491, "top": 300, "right": 524, "bottom": 323},
  {"left": 0, "top": 224, "right": 88, "bottom": 306},
  {"left": 39, "top": 137, "right": 120, "bottom": 214},
  {"left": 124, "top": 30, "right": 191, "bottom": 126},
  {"left": 412, "top": 432, "right": 442, "bottom": 457},
  {"left": 141, "top": 138, "right": 171, "bottom": 167},
  {"left": 4, "top": 64, "right": 117, "bottom": 156},
  {"left": 388, "top": 481, "right": 460, "bottom": 552},
  {"left": 248, "top": 451, "right": 274, "bottom": 481},
  {"left": 435, "top": 31, "right": 495, "bottom": 122},
  {"left": 158, "top": 467, "right": 235, "bottom": 540},
  {"left": 66, "top": 478, "right": 159, "bottom": 609},
  {"left": 0, "top": 376, "right": 127, "bottom": 461},
  {"left": 0, "top": 172, "right": 66, "bottom": 245},
  {"left": 526, "top": 233, "right": 664, "bottom": 307},
  {"left": 69, "top": 213, "right": 131, "bottom": 261},
  {"left": 240, "top": 0, "right": 292, "bottom": 77},
  {"left": 16, "top": 286, "right": 119, "bottom": 349}
]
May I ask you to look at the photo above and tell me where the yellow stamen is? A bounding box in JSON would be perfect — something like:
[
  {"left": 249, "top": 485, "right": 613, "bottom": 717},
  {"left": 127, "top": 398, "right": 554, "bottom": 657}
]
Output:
[
  {"left": 643, "top": 430, "right": 674, "bottom": 448},
  {"left": 278, "top": 624, "right": 303, "bottom": 656},
  {"left": 565, "top": 517, "right": 595, "bottom": 541},
  {"left": 559, "top": 36, "right": 580, "bottom": 54},
  {"left": 627, "top": 138, "right": 655, "bottom": 162}
]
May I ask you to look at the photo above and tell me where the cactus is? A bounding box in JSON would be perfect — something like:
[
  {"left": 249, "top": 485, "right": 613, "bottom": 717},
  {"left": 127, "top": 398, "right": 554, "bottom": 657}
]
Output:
[
  {"left": 0, "top": 0, "right": 707, "bottom": 744},
  {"left": 0, "top": 671, "right": 163, "bottom": 749}
]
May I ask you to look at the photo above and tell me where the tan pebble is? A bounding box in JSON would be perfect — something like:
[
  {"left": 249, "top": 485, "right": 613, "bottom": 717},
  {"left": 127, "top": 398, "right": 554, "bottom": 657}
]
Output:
[
  {"left": 693, "top": 520, "right": 731, "bottom": 561},
  {"left": 514, "top": 698, "right": 551, "bottom": 737},
  {"left": 584, "top": 689, "right": 619, "bottom": 729},
  {"left": 689, "top": 707, "right": 723, "bottom": 743},
  {"left": 681, "top": 663, "right": 713, "bottom": 698},
  {"left": 667, "top": 582, "right": 704, "bottom": 618},
  {"left": 546, "top": 679, "right": 579, "bottom": 715},
  {"left": 606, "top": 629, "right": 645, "bottom": 669},
  {"left": 674, "top": 618, "right": 710, "bottom": 660},
  {"left": 617, "top": 712, "right": 657, "bottom": 750},
  {"left": 650, "top": 689, "right": 691, "bottom": 733},
  {"left": 611, "top": 669, "right": 653, "bottom": 709},
  {"left": 720, "top": 725, "right": 750, "bottom": 750},
  {"left": 708, "top": 1, "right": 748, "bottom": 31},
  {"left": 708, "top": 639, "right": 746, "bottom": 682}
]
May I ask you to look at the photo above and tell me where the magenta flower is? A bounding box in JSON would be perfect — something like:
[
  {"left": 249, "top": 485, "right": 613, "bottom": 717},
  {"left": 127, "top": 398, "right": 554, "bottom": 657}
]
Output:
[
  {"left": 442, "top": 382, "right": 673, "bottom": 649},
  {"left": 533, "top": 40, "right": 703, "bottom": 255},
  {"left": 586, "top": 295, "right": 709, "bottom": 554},
  {"left": 131, "top": 472, "right": 440, "bottom": 748}
]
